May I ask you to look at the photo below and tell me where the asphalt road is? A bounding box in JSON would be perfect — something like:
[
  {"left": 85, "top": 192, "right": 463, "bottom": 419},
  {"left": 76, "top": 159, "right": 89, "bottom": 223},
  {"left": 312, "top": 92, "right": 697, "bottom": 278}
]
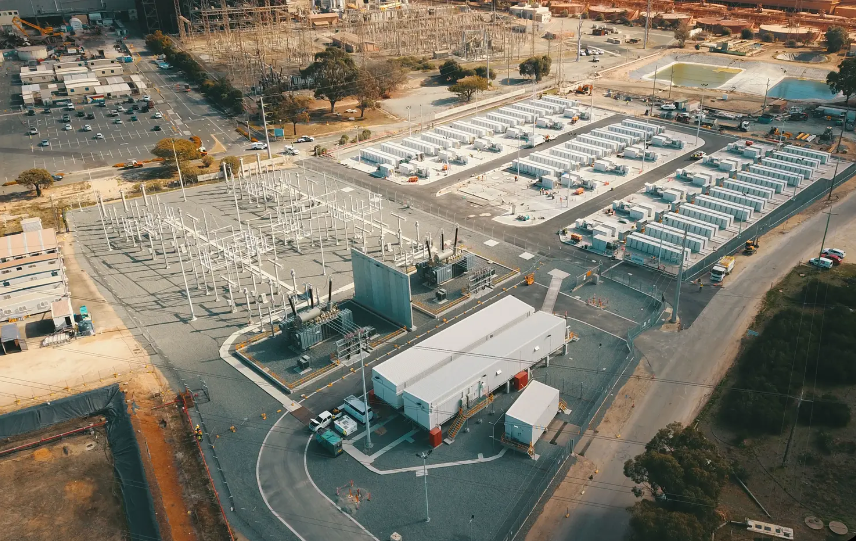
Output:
[{"left": 550, "top": 178, "right": 856, "bottom": 541}]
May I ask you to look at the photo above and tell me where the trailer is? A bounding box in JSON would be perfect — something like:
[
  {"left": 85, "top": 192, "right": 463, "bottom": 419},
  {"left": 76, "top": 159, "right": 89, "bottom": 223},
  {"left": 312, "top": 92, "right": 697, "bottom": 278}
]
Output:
[
  {"left": 772, "top": 151, "right": 820, "bottom": 169},
  {"left": 621, "top": 119, "right": 663, "bottom": 136},
  {"left": 678, "top": 203, "right": 734, "bottom": 230},
  {"left": 592, "top": 128, "right": 633, "bottom": 149},
  {"left": 402, "top": 137, "right": 440, "bottom": 156},
  {"left": 662, "top": 212, "right": 718, "bottom": 239},
  {"left": 722, "top": 178, "right": 775, "bottom": 200},
  {"left": 486, "top": 112, "right": 522, "bottom": 127},
  {"left": 749, "top": 164, "right": 802, "bottom": 186},
  {"left": 761, "top": 157, "right": 812, "bottom": 179},
  {"left": 450, "top": 121, "right": 490, "bottom": 138},
  {"left": 434, "top": 126, "right": 474, "bottom": 144},
  {"left": 381, "top": 142, "right": 421, "bottom": 161},
  {"left": 566, "top": 141, "right": 606, "bottom": 159},
  {"left": 421, "top": 132, "right": 458, "bottom": 149},
  {"left": 498, "top": 107, "right": 535, "bottom": 123},
  {"left": 511, "top": 158, "right": 559, "bottom": 180},
  {"left": 643, "top": 222, "right": 708, "bottom": 252},
  {"left": 608, "top": 124, "right": 645, "bottom": 143},
  {"left": 626, "top": 232, "right": 690, "bottom": 264},
  {"left": 549, "top": 147, "right": 593, "bottom": 165},
  {"left": 360, "top": 148, "right": 400, "bottom": 167},
  {"left": 783, "top": 144, "right": 829, "bottom": 164},
  {"left": 540, "top": 95, "right": 579, "bottom": 109},
  {"left": 470, "top": 117, "right": 508, "bottom": 133},
  {"left": 709, "top": 186, "right": 767, "bottom": 212},
  {"left": 736, "top": 171, "right": 786, "bottom": 193},
  {"left": 578, "top": 134, "right": 621, "bottom": 153},
  {"left": 693, "top": 194, "right": 754, "bottom": 221}
]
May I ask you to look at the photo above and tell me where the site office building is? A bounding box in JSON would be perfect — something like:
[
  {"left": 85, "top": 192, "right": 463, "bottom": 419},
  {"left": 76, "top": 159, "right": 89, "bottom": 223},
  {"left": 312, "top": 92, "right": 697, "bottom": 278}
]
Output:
[{"left": 372, "top": 296, "right": 567, "bottom": 432}]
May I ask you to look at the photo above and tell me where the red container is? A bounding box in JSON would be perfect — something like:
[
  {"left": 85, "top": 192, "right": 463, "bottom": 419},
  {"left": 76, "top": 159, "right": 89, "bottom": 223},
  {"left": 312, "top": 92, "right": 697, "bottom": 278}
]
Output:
[
  {"left": 513, "top": 371, "right": 528, "bottom": 391},
  {"left": 428, "top": 427, "right": 442, "bottom": 448}
]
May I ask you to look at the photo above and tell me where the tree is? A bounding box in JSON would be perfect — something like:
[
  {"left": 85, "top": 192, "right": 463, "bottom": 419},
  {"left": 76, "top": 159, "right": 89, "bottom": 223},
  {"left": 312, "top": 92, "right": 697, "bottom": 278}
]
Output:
[
  {"left": 827, "top": 58, "right": 856, "bottom": 104},
  {"left": 273, "top": 94, "right": 312, "bottom": 134},
  {"left": 301, "top": 47, "right": 358, "bottom": 112},
  {"left": 761, "top": 32, "right": 775, "bottom": 43},
  {"left": 449, "top": 75, "right": 489, "bottom": 102},
  {"left": 826, "top": 25, "right": 848, "bottom": 53},
  {"left": 181, "top": 164, "right": 202, "bottom": 183},
  {"left": 674, "top": 21, "right": 690, "bottom": 47},
  {"left": 16, "top": 168, "right": 53, "bottom": 197},
  {"left": 355, "top": 69, "right": 381, "bottom": 117},
  {"left": 145, "top": 31, "right": 173, "bottom": 55},
  {"left": 439, "top": 59, "right": 463, "bottom": 82},
  {"left": 152, "top": 138, "right": 201, "bottom": 166},
  {"left": 519, "top": 56, "right": 552, "bottom": 81},
  {"left": 220, "top": 156, "right": 240, "bottom": 175},
  {"left": 624, "top": 423, "right": 730, "bottom": 540},
  {"left": 474, "top": 66, "right": 497, "bottom": 80},
  {"left": 721, "top": 27, "right": 732, "bottom": 36},
  {"left": 367, "top": 60, "right": 408, "bottom": 97},
  {"left": 740, "top": 28, "right": 754, "bottom": 40}
]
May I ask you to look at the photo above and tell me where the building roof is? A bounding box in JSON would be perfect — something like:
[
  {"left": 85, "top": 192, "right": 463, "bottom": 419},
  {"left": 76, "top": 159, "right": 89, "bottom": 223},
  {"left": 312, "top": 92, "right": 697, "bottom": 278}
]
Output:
[
  {"left": 51, "top": 297, "right": 73, "bottom": 318},
  {"left": 0, "top": 252, "right": 60, "bottom": 272},
  {"left": 0, "top": 228, "right": 57, "bottom": 260},
  {"left": 373, "top": 296, "right": 534, "bottom": 388},
  {"left": 505, "top": 380, "right": 560, "bottom": 425},
  {"left": 93, "top": 83, "right": 131, "bottom": 94},
  {"left": 0, "top": 323, "right": 20, "bottom": 342},
  {"left": 404, "top": 310, "right": 565, "bottom": 405}
]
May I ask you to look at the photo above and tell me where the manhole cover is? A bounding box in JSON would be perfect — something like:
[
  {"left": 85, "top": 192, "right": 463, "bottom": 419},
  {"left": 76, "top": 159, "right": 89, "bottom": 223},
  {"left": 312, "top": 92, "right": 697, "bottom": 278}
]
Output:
[
  {"left": 85, "top": 442, "right": 97, "bottom": 451},
  {"left": 829, "top": 521, "right": 849, "bottom": 535},
  {"left": 805, "top": 516, "right": 823, "bottom": 530}
]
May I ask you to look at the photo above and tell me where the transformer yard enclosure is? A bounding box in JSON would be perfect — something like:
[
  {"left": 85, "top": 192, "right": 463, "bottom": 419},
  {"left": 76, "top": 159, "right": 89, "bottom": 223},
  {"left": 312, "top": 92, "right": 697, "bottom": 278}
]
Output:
[
  {"left": 504, "top": 381, "right": 561, "bottom": 446},
  {"left": 402, "top": 310, "right": 567, "bottom": 431},
  {"left": 371, "top": 296, "right": 534, "bottom": 409}
]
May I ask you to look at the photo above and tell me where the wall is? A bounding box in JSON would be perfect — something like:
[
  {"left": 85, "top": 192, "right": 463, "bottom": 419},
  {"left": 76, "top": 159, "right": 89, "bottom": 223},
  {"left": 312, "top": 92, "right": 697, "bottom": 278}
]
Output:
[{"left": 351, "top": 247, "right": 413, "bottom": 330}]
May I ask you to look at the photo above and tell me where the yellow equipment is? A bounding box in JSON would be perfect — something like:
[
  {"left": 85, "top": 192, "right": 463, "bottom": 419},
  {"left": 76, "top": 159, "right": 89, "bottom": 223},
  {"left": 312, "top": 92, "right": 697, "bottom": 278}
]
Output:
[
  {"left": 744, "top": 237, "right": 760, "bottom": 254},
  {"left": 12, "top": 16, "right": 62, "bottom": 38},
  {"left": 524, "top": 273, "right": 535, "bottom": 285}
]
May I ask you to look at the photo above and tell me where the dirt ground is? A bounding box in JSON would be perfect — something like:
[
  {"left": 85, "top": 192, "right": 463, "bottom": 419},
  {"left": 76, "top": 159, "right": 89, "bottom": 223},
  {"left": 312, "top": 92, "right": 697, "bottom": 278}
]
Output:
[{"left": 0, "top": 425, "right": 127, "bottom": 541}]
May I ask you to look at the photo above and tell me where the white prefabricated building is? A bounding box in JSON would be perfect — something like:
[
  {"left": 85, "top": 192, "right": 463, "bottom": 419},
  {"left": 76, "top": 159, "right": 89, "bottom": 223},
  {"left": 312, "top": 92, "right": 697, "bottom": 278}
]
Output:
[
  {"left": 402, "top": 310, "right": 567, "bottom": 431},
  {"left": 504, "top": 381, "right": 561, "bottom": 446},
  {"left": 372, "top": 296, "right": 534, "bottom": 409}
]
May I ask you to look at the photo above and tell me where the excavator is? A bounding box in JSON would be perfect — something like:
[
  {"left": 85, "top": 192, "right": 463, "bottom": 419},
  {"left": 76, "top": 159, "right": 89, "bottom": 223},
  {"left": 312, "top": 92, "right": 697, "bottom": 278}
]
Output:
[{"left": 744, "top": 236, "right": 760, "bottom": 255}]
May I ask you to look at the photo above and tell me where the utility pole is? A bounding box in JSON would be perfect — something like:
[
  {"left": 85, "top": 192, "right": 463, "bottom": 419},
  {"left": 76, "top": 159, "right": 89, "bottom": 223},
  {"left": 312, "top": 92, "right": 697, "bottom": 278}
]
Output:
[
  {"left": 695, "top": 83, "right": 708, "bottom": 146},
  {"left": 828, "top": 123, "right": 846, "bottom": 199},
  {"left": 259, "top": 96, "right": 273, "bottom": 160},
  {"left": 417, "top": 450, "right": 432, "bottom": 522},
  {"left": 172, "top": 138, "right": 187, "bottom": 202},
  {"left": 576, "top": 13, "right": 584, "bottom": 62},
  {"left": 359, "top": 329, "right": 373, "bottom": 452},
  {"left": 818, "top": 208, "right": 836, "bottom": 259},
  {"left": 670, "top": 227, "right": 688, "bottom": 324},
  {"left": 643, "top": 0, "right": 652, "bottom": 49}
]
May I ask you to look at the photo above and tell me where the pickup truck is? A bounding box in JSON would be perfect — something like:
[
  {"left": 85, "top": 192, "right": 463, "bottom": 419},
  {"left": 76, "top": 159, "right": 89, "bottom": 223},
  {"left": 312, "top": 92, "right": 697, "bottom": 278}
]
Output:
[{"left": 309, "top": 410, "right": 334, "bottom": 432}]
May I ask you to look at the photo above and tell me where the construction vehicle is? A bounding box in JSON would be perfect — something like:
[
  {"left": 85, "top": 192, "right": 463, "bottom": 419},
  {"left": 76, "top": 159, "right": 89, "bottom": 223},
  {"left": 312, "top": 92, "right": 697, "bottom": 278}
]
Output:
[
  {"left": 819, "top": 126, "right": 835, "bottom": 143},
  {"left": 709, "top": 256, "right": 735, "bottom": 283},
  {"left": 744, "top": 236, "right": 760, "bottom": 255},
  {"left": 315, "top": 429, "right": 343, "bottom": 457},
  {"left": 719, "top": 120, "right": 751, "bottom": 132},
  {"left": 574, "top": 84, "right": 592, "bottom": 95},
  {"left": 12, "top": 16, "right": 62, "bottom": 39}
]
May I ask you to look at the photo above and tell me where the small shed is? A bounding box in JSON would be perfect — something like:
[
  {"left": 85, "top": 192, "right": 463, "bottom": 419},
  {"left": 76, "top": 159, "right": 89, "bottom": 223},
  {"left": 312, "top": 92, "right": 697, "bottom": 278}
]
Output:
[
  {"left": 51, "top": 297, "right": 74, "bottom": 331},
  {"left": 504, "top": 381, "right": 560, "bottom": 445},
  {"left": 1, "top": 323, "right": 27, "bottom": 353}
]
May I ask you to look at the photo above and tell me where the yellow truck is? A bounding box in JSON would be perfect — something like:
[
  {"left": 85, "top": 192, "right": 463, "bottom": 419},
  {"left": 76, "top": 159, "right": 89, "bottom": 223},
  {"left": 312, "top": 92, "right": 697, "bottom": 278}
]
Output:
[{"left": 710, "top": 256, "right": 735, "bottom": 283}]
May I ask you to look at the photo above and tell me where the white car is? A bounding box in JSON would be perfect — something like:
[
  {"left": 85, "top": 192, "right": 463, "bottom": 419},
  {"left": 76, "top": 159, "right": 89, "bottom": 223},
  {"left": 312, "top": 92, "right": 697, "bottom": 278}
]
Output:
[
  {"left": 28, "top": 127, "right": 38, "bottom": 135},
  {"left": 822, "top": 248, "right": 846, "bottom": 259},
  {"left": 153, "top": 112, "right": 163, "bottom": 119},
  {"left": 309, "top": 411, "right": 334, "bottom": 432},
  {"left": 809, "top": 257, "right": 833, "bottom": 269},
  {"left": 344, "top": 109, "right": 358, "bottom": 114},
  {"left": 114, "top": 118, "right": 123, "bottom": 124},
  {"left": 142, "top": 95, "right": 151, "bottom": 101},
  {"left": 95, "top": 133, "right": 104, "bottom": 139},
  {"left": 63, "top": 124, "right": 72, "bottom": 130},
  {"left": 116, "top": 106, "right": 125, "bottom": 112},
  {"left": 660, "top": 103, "right": 677, "bottom": 110},
  {"left": 82, "top": 124, "right": 92, "bottom": 131},
  {"left": 283, "top": 146, "right": 300, "bottom": 156},
  {"left": 250, "top": 142, "right": 268, "bottom": 150},
  {"left": 39, "top": 139, "right": 50, "bottom": 146}
]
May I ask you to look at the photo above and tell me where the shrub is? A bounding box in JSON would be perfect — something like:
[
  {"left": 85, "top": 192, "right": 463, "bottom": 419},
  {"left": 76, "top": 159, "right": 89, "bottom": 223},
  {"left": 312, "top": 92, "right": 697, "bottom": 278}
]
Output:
[
  {"left": 219, "top": 156, "right": 240, "bottom": 174},
  {"left": 786, "top": 39, "right": 797, "bottom": 48},
  {"left": 145, "top": 180, "right": 164, "bottom": 192},
  {"left": 580, "top": 12, "right": 588, "bottom": 19},
  {"left": 358, "top": 129, "right": 372, "bottom": 141},
  {"left": 741, "top": 28, "right": 754, "bottom": 40},
  {"left": 594, "top": 14, "right": 604, "bottom": 21},
  {"left": 721, "top": 27, "right": 732, "bottom": 36},
  {"left": 182, "top": 165, "right": 202, "bottom": 183},
  {"left": 339, "top": 134, "right": 349, "bottom": 145},
  {"left": 201, "top": 155, "right": 214, "bottom": 168},
  {"left": 560, "top": 9, "right": 569, "bottom": 17},
  {"left": 761, "top": 32, "right": 775, "bottom": 43}
]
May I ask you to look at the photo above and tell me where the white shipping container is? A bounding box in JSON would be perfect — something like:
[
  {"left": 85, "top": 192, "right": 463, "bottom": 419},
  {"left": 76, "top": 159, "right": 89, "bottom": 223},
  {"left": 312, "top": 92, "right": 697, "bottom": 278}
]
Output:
[
  {"left": 578, "top": 134, "right": 620, "bottom": 153},
  {"left": 736, "top": 171, "right": 786, "bottom": 193},
  {"left": 608, "top": 124, "right": 646, "bottom": 143},
  {"left": 563, "top": 108, "right": 581, "bottom": 119},
  {"left": 549, "top": 147, "right": 593, "bottom": 165},
  {"left": 530, "top": 99, "right": 564, "bottom": 114},
  {"left": 749, "top": 164, "right": 802, "bottom": 186},
  {"left": 504, "top": 381, "right": 561, "bottom": 446},
  {"left": 567, "top": 141, "right": 606, "bottom": 159},
  {"left": 470, "top": 117, "right": 507, "bottom": 133},
  {"left": 541, "top": 95, "right": 579, "bottom": 109},
  {"left": 529, "top": 151, "right": 573, "bottom": 172},
  {"left": 643, "top": 222, "right": 708, "bottom": 252},
  {"left": 512, "top": 158, "right": 559, "bottom": 179},
  {"left": 498, "top": 107, "right": 535, "bottom": 123},
  {"left": 709, "top": 186, "right": 766, "bottom": 212},
  {"left": 381, "top": 142, "right": 420, "bottom": 160},
  {"left": 592, "top": 128, "right": 632, "bottom": 149},
  {"left": 626, "top": 232, "right": 689, "bottom": 264},
  {"left": 761, "top": 157, "right": 812, "bottom": 179},
  {"left": 679, "top": 203, "right": 734, "bottom": 229},
  {"left": 402, "top": 137, "right": 440, "bottom": 156},
  {"left": 451, "top": 121, "right": 489, "bottom": 138},
  {"left": 360, "top": 148, "right": 400, "bottom": 167},
  {"left": 421, "top": 132, "right": 458, "bottom": 149},
  {"left": 784, "top": 144, "right": 829, "bottom": 164},
  {"left": 771, "top": 151, "right": 820, "bottom": 169},
  {"left": 662, "top": 212, "right": 718, "bottom": 239},
  {"left": 694, "top": 194, "right": 754, "bottom": 221},
  {"left": 622, "top": 119, "right": 663, "bottom": 136},
  {"left": 722, "top": 179, "right": 775, "bottom": 200},
  {"left": 486, "top": 112, "right": 521, "bottom": 127},
  {"left": 435, "top": 126, "right": 474, "bottom": 144}
]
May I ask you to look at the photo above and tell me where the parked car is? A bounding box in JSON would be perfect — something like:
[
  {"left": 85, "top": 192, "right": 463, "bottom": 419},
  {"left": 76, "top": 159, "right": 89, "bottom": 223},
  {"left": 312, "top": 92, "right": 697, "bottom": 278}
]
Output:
[
  {"left": 114, "top": 118, "right": 123, "bottom": 124},
  {"left": 283, "top": 145, "right": 300, "bottom": 155},
  {"left": 95, "top": 133, "right": 104, "bottom": 139},
  {"left": 809, "top": 257, "right": 833, "bottom": 269},
  {"left": 295, "top": 135, "right": 314, "bottom": 143},
  {"left": 142, "top": 95, "right": 151, "bottom": 101},
  {"left": 309, "top": 411, "right": 334, "bottom": 432},
  {"left": 42, "top": 108, "right": 51, "bottom": 114},
  {"left": 39, "top": 139, "right": 50, "bottom": 146},
  {"left": 660, "top": 103, "right": 677, "bottom": 110},
  {"left": 63, "top": 124, "right": 73, "bottom": 131},
  {"left": 130, "top": 116, "right": 138, "bottom": 121},
  {"left": 250, "top": 142, "right": 268, "bottom": 150},
  {"left": 26, "top": 108, "right": 35, "bottom": 116},
  {"left": 82, "top": 124, "right": 92, "bottom": 131},
  {"left": 153, "top": 112, "right": 163, "bottom": 119},
  {"left": 691, "top": 151, "right": 706, "bottom": 160},
  {"left": 152, "top": 125, "right": 162, "bottom": 131},
  {"left": 86, "top": 113, "right": 95, "bottom": 119},
  {"left": 76, "top": 111, "right": 85, "bottom": 117},
  {"left": 822, "top": 248, "right": 846, "bottom": 260},
  {"left": 61, "top": 114, "right": 70, "bottom": 122},
  {"left": 28, "top": 127, "right": 38, "bottom": 135},
  {"left": 344, "top": 109, "right": 358, "bottom": 114}
]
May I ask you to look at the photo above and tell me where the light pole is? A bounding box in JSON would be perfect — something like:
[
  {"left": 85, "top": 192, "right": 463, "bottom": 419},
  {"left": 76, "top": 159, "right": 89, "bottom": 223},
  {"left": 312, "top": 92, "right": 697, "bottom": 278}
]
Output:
[
  {"left": 694, "top": 83, "right": 708, "bottom": 146},
  {"left": 417, "top": 450, "right": 432, "bottom": 522},
  {"left": 360, "top": 329, "right": 373, "bottom": 451},
  {"left": 407, "top": 105, "right": 412, "bottom": 137},
  {"left": 171, "top": 138, "right": 187, "bottom": 202},
  {"left": 469, "top": 514, "right": 475, "bottom": 540}
]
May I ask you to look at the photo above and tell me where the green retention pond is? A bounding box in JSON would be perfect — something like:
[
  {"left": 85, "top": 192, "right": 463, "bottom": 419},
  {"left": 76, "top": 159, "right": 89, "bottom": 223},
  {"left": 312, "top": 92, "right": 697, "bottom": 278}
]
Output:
[
  {"left": 767, "top": 77, "right": 839, "bottom": 100},
  {"left": 647, "top": 62, "right": 743, "bottom": 88}
]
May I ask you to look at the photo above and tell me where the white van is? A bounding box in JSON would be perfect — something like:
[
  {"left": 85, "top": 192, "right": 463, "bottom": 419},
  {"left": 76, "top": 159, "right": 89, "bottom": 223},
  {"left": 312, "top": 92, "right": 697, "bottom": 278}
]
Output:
[
  {"left": 250, "top": 142, "right": 268, "bottom": 150},
  {"left": 809, "top": 257, "right": 833, "bottom": 269},
  {"left": 66, "top": 103, "right": 75, "bottom": 111}
]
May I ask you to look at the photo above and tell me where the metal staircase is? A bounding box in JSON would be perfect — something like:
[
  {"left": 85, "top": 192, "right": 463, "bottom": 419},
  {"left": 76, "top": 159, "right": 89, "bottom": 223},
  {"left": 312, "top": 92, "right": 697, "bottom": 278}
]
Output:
[
  {"left": 500, "top": 434, "right": 536, "bottom": 458},
  {"left": 445, "top": 394, "right": 494, "bottom": 443}
]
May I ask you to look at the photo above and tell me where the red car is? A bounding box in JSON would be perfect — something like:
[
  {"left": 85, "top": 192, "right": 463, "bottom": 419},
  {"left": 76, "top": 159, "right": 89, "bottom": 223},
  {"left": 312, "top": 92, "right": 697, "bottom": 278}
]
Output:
[{"left": 824, "top": 253, "right": 843, "bottom": 265}]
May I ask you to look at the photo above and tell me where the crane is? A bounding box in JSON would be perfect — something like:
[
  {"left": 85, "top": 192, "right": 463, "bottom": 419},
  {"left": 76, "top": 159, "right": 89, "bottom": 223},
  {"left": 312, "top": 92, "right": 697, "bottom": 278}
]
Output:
[{"left": 12, "top": 16, "right": 61, "bottom": 38}]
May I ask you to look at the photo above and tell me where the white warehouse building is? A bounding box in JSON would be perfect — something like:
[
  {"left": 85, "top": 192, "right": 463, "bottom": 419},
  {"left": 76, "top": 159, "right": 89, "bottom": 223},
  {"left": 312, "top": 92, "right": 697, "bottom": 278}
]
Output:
[
  {"left": 402, "top": 309, "right": 567, "bottom": 431},
  {"left": 372, "top": 296, "right": 534, "bottom": 409}
]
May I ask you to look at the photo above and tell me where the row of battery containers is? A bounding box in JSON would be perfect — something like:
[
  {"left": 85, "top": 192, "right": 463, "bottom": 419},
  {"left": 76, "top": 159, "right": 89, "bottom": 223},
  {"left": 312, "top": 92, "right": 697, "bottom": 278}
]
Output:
[
  {"left": 727, "top": 141, "right": 768, "bottom": 161},
  {"left": 663, "top": 213, "right": 718, "bottom": 240},
  {"left": 676, "top": 168, "right": 720, "bottom": 188},
  {"left": 623, "top": 145, "right": 659, "bottom": 161},
  {"left": 645, "top": 183, "right": 686, "bottom": 203},
  {"left": 625, "top": 232, "right": 690, "bottom": 264},
  {"left": 747, "top": 164, "right": 802, "bottom": 186},
  {"left": 691, "top": 193, "right": 754, "bottom": 221},
  {"left": 511, "top": 159, "right": 582, "bottom": 187},
  {"left": 783, "top": 144, "right": 829, "bottom": 164},
  {"left": 612, "top": 200, "right": 657, "bottom": 222},
  {"left": 641, "top": 222, "right": 708, "bottom": 253}
]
